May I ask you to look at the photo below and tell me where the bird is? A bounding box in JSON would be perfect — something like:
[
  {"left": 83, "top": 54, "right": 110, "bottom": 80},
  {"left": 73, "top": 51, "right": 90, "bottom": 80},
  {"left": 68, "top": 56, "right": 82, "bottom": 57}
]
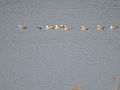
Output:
[
  {"left": 18, "top": 25, "right": 27, "bottom": 30},
  {"left": 45, "top": 25, "right": 55, "bottom": 30},
  {"left": 80, "top": 26, "right": 89, "bottom": 31},
  {"left": 63, "top": 26, "right": 72, "bottom": 31},
  {"left": 60, "top": 25, "right": 65, "bottom": 29},
  {"left": 54, "top": 25, "right": 61, "bottom": 29},
  {"left": 96, "top": 25, "right": 105, "bottom": 30},
  {"left": 109, "top": 26, "right": 119, "bottom": 29},
  {"left": 72, "top": 85, "right": 84, "bottom": 90},
  {"left": 36, "top": 27, "right": 42, "bottom": 30}
]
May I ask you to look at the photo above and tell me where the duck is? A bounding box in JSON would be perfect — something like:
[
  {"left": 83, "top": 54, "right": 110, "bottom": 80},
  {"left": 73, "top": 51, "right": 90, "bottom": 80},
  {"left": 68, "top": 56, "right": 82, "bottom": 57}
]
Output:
[
  {"left": 36, "top": 27, "right": 42, "bottom": 30},
  {"left": 18, "top": 25, "right": 27, "bottom": 30},
  {"left": 45, "top": 25, "right": 55, "bottom": 30},
  {"left": 96, "top": 25, "right": 105, "bottom": 30},
  {"left": 63, "top": 26, "right": 72, "bottom": 31},
  {"left": 54, "top": 25, "right": 61, "bottom": 29},
  {"left": 80, "top": 26, "right": 89, "bottom": 31},
  {"left": 109, "top": 26, "right": 119, "bottom": 29},
  {"left": 72, "top": 85, "right": 84, "bottom": 90},
  {"left": 60, "top": 25, "right": 65, "bottom": 29}
]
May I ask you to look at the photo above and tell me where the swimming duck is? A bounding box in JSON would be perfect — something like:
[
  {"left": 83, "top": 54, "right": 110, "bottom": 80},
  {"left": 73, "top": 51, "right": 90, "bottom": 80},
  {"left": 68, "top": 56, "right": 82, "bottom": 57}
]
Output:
[
  {"left": 60, "top": 25, "right": 65, "bottom": 29},
  {"left": 54, "top": 25, "right": 61, "bottom": 29},
  {"left": 96, "top": 25, "right": 105, "bottom": 30},
  {"left": 18, "top": 25, "right": 27, "bottom": 30},
  {"left": 72, "top": 85, "right": 84, "bottom": 90},
  {"left": 36, "top": 27, "right": 42, "bottom": 30},
  {"left": 45, "top": 25, "right": 55, "bottom": 30},
  {"left": 80, "top": 26, "right": 89, "bottom": 31},
  {"left": 63, "top": 26, "right": 72, "bottom": 31},
  {"left": 109, "top": 26, "right": 119, "bottom": 29}
]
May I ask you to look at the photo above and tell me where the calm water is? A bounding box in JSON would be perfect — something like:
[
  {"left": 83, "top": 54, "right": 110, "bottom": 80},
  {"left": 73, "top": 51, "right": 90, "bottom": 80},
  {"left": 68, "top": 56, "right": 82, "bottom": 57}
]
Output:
[{"left": 0, "top": 0, "right": 120, "bottom": 90}]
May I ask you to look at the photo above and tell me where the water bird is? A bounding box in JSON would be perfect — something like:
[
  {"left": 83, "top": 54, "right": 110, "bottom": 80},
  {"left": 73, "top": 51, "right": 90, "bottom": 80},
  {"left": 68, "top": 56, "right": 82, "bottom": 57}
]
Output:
[
  {"left": 63, "top": 26, "right": 72, "bottom": 31},
  {"left": 109, "top": 26, "right": 119, "bottom": 29},
  {"left": 54, "top": 25, "right": 61, "bottom": 29},
  {"left": 80, "top": 26, "right": 89, "bottom": 31},
  {"left": 60, "top": 25, "right": 65, "bottom": 29},
  {"left": 96, "top": 25, "right": 105, "bottom": 30},
  {"left": 45, "top": 25, "right": 55, "bottom": 30},
  {"left": 18, "top": 25, "right": 27, "bottom": 30},
  {"left": 72, "top": 85, "right": 84, "bottom": 90},
  {"left": 36, "top": 27, "right": 42, "bottom": 30}
]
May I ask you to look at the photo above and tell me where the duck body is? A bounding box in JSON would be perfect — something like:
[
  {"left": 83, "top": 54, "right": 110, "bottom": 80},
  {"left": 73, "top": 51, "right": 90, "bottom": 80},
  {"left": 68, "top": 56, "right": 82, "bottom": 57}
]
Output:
[
  {"left": 45, "top": 25, "right": 55, "bottom": 30},
  {"left": 109, "top": 26, "right": 119, "bottom": 29},
  {"left": 54, "top": 25, "right": 61, "bottom": 29},
  {"left": 63, "top": 26, "right": 72, "bottom": 31},
  {"left": 72, "top": 85, "right": 84, "bottom": 90},
  {"left": 18, "top": 25, "right": 27, "bottom": 30},
  {"left": 80, "top": 26, "right": 88, "bottom": 31},
  {"left": 60, "top": 25, "right": 65, "bottom": 29},
  {"left": 96, "top": 25, "right": 105, "bottom": 30}
]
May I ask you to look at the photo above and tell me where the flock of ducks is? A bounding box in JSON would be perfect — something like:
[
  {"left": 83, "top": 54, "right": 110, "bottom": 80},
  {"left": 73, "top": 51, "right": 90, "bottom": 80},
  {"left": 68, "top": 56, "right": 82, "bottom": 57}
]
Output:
[{"left": 18, "top": 24, "right": 120, "bottom": 31}]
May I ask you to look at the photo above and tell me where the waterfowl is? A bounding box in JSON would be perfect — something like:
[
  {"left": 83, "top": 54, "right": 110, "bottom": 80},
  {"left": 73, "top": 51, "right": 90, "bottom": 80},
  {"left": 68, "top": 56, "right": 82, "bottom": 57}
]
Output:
[
  {"left": 54, "top": 25, "right": 61, "bottom": 29},
  {"left": 60, "top": 25, "right": 65, "bottom": 29},
  {"left": 109, "top": 26, "right": 119, "bottom": 29},
  {"left": 80, "top": 26, "right": 89, "bottom": 31},
  {"left": 63, "top": 26, "right": 72, "bottom": 31},
  {"left": 72, "top": 85, "right": 84, "bottom": 90},
  {"left": 45, "top": 25, "right": 55, "bottom": 30},
  {"left": 96, "top": 25, "right": 105, "bottom": 30},
  {"left": 18, "top": 25, "right": 27, "bottom": 30},
  {"left": 36, "top": 27, "right": 42, "bottom": 30}
]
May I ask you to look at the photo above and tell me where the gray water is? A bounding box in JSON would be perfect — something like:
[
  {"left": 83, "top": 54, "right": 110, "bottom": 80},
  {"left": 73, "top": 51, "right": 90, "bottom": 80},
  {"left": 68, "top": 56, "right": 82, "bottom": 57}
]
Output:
[{"left": 0, "top": 0, "right": 120, "bottom": 90}]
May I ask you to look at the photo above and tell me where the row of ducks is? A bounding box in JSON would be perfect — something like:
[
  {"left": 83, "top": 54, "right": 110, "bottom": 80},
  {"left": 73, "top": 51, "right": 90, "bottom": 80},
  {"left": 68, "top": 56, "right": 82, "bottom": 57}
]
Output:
[
  {"left": 18, "top": 25, "right": 72, "bottom": 30},
  {"left": 18, "top": 25, "right": 119, "bottom": 31}
]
